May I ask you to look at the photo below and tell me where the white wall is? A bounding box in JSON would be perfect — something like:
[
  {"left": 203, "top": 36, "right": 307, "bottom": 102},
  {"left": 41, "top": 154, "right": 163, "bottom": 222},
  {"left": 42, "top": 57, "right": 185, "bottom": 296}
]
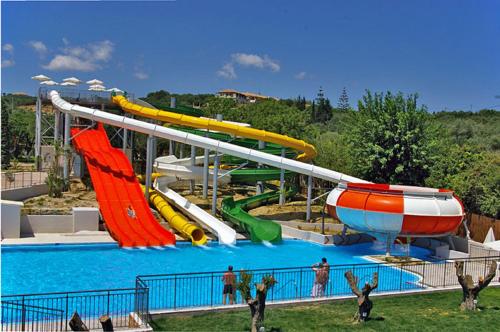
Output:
[
  {"left": 18, "top": 207, "right": 100, "bottom": 235},
  {"left": 1, "top": 184, "right": 48, "bottom": 201},
  {"left": 1, "top": 200, "right": 23, "bottom": 238}
]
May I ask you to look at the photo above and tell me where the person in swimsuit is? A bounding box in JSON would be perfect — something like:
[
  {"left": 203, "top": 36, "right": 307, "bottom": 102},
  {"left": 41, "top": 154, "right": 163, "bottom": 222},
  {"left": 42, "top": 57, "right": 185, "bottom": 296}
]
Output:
[
  {"left": 127, "top": 205, "right": 136, "bottom": 219},
  {"left": 222, "top": 265, "right": 236, "bottom": 305}
]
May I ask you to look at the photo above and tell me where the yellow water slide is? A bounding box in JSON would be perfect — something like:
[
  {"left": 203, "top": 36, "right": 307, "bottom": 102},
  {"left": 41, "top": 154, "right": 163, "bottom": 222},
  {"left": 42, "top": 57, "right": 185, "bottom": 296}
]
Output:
[
  {"left": 112, "top": 95, "right": 317, "bottom": 161},
  {"left": 139, "top": 183, "right": 207, "bottom": 246}
]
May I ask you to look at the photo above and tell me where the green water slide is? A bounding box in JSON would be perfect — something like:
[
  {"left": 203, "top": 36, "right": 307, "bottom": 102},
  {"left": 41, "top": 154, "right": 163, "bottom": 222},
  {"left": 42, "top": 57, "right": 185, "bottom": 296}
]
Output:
[
  {"left": 167, "top": 126, "right": 298, "bottom": 242},
  {"left": 221, "top": 187, "right": 296, "bottom": 243}
]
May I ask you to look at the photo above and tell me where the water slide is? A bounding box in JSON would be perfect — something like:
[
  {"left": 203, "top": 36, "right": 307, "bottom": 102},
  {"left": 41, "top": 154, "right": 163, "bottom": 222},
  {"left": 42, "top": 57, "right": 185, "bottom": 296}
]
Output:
[
  {"left": 70, "top": 124, "right": 176, "bottom": 247},
  {"left": 112, "top": 95, "right": 317, "bottom": 162},
  {"left": 154, "top": 176, "right": 237, "bottom": 245},
  {"left": 52, "top": 91, "right": 464, "bottom": 246},
  {"left": 139, "top": 183, "right": 207, "bottom": 245},
  {"left": 114, "top": 97, "right": 306, "bottom": 242}
]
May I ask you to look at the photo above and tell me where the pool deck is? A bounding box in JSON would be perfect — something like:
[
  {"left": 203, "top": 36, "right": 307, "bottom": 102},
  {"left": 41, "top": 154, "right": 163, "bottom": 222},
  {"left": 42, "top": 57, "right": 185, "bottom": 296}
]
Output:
[{"left": 1, "top": 231, "right": 251, "bottom": 246}]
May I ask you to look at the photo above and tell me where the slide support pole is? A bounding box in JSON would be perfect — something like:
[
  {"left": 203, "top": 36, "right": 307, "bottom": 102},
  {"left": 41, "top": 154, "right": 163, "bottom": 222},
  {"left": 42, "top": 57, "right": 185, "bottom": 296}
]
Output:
[
  {"left": 306, "top": 173, "right": 312, "bottom": 222},
  {"left": 63, "top": 112, "right": 71, "bottom": 181},
  {"left": 190, "top": 145, "right": 196, "bottom": 194},
  {"left": 212, "top": 153, "right": 220, "bottom": 215},
  {"left": 202, "top": 139, "right": 209, "bottom": 199},
  {"left": 145, "top": 134, "right": 154, "bottom": 202},
  {"left": 256, "top": 140, "right": 266, "bottom": 195},
  {"left": 35, "top": 93, "right": 42, "bottom": 170},
  {"left": 279, "top": 148, "right": 286, "bottom": 205}
]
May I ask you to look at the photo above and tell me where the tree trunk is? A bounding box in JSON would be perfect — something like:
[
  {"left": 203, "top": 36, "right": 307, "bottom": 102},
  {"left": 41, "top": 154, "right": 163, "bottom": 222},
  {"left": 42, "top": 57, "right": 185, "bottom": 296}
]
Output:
[
  {"left": 68, "top": 311, "right": 89, "bottom": 331},
  {"left": 344, "top": 271, "right": 378, "bottom": 322},
  {"left": 247, "top": 284, "right": 268, "bottom": 332},
  {"left": 455, "top": 260, "right": 497, "bottom": 311},
  {"left": 99, "top": 315, "right": 114, "bottom": 331}
]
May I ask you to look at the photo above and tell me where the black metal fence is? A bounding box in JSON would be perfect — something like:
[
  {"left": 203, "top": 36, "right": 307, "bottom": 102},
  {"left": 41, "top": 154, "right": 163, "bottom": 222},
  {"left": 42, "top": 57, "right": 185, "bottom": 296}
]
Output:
[
  {"left": 1, "top": 286, "right": 149, "bottom": 331},
  {"left": 137, "top": 256, "right": 500, "bottom": 311}
]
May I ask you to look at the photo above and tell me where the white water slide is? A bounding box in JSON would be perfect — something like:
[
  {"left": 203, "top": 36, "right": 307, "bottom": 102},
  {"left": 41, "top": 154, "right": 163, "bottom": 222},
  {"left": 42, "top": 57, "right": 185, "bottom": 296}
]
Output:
[
  {"left": 50, "top": 91, "right": 365, "bottom": 245},
  {"left": 153, "top": 175, "right": 237, "bottom": 244},
  {"left": 50, "top": 91, "right": 364, "bottom": 183}
]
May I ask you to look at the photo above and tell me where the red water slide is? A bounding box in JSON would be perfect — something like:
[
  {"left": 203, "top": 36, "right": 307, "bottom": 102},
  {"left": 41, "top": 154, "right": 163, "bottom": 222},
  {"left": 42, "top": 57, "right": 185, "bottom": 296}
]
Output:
[{"left": 71, "top": 124, "right": 176, "bottom": 247}]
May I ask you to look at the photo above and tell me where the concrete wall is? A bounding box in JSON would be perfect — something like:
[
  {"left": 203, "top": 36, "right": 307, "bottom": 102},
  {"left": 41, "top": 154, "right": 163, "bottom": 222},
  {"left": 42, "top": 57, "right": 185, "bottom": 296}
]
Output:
[
  {"left": 1, "top": 184, "right": 48, "bottom": 201},
  {"left": 1, "top": 200, "right": 23, "bottom": 238},
  {"left": 72, "top": 207, "right": 99, "bottom": 232},
  {"left": 18, "top": 207, "right": 100, "bottom": 236},
  {"left": 21, "top": 215, "right": 73, "bottom": 234}
]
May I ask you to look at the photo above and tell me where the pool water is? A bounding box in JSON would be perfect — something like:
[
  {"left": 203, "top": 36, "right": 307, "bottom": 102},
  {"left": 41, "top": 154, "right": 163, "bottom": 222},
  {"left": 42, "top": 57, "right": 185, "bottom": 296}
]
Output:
[{"left": 1, "top": 240, "right": 433, "bottom": 296}]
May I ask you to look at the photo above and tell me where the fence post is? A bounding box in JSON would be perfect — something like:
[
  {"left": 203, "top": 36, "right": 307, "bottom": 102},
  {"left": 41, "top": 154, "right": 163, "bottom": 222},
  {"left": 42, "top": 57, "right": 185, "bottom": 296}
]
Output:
[
  {"left": 443, "top": 262, "right": 447, "bottom": 288},
  {"left": 400, "top": 263, "right": 403, "bottom": 291},
  {"left": 21, "top": 296, "right": 26, "bottom": 332},
  {"left": 65, "top": 293, "right": 69, "bottom": 331},
  {"left": 422, "top": 262, "right": 426, "bottom": 287},
  {"left": 210, "top": 273, "right": 214, "bottom": 307},
  {"left": 173, "top": 276, "right": 177, "bottom": 309},
  {"left": 107, "top": 291, "right": 110, "bottom": 316},
  {"left": 299, "top": 269, "right": 303, "bottom": 299}
]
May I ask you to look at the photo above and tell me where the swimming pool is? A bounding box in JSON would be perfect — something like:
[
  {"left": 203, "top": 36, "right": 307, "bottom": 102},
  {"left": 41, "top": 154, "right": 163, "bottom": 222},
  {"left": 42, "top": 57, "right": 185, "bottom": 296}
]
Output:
[{"left": 1, "top": 240, "right": 433, "bottom": 296}]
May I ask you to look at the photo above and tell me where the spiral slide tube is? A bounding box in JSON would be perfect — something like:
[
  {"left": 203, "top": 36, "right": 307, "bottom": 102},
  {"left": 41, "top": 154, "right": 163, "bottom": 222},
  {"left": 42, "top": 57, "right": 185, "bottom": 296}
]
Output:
[{"left": 112, "top": 95, "right": 317, "bottom": 162}]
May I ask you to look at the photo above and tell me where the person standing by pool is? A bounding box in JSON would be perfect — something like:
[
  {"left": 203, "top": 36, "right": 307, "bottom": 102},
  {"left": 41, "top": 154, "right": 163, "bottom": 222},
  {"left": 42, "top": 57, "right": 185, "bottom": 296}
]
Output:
[
  {"left": 311, "top": 263, "right": 328, "bottom": 297},
  {"left": 222, "top": 265, "right": 236, "bottom": 304}
]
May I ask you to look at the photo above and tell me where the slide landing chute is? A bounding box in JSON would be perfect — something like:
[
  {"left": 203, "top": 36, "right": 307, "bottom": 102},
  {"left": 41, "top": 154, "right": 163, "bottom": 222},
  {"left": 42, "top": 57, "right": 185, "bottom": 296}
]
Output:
[{"left": 71, "top": 124, "right": 176, "bottom": 247}]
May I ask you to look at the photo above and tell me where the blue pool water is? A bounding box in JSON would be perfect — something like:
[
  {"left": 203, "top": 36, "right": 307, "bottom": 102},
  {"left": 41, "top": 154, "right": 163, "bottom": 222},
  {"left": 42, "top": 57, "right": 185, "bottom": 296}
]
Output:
[{"left": 1, "top": 240, "right": 433, "bottom": 296}]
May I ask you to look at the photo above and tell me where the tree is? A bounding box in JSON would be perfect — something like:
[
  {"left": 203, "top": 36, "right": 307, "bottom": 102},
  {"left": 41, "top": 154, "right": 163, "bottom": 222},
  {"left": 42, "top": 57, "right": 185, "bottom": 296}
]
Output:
[
  {"left": 337, "top": 87, "right": 350, "bottom": 111},
  {"left": 346, "top": 91, "right": 436, "bottom": 185},
  {"left": 344, "top": 270, "right": 378, "bottom": 322},
  {"left": 237, "top": 271, "right": 277, "bottom": 332},
  {"left": 45, "top": 144, "right": 66, "bottom": 198},
  {"left": 455, "top": 260, "right": 497, "bottom": 310},
  {"left": 1, "top": 97, "right": 12, "bottom": 168},
  {"left": 312, "top": 87, "right": 332, "bottom": 123}
]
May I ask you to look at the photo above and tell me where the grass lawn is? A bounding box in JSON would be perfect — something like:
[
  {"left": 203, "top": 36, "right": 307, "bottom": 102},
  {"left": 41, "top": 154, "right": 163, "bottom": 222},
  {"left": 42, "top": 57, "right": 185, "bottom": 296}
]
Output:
[{"left": 151, "top": 287, "right": 500, "bottom": 331}]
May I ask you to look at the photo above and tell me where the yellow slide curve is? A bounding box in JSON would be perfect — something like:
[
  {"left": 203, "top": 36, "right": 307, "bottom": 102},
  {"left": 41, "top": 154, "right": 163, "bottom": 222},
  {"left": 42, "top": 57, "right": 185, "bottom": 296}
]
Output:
[
  {"left": 112, "top": 95, "right": 317, "bottom": 162},
  {"left": 139, "top": 183, "right": 207, "bottom": 246}
]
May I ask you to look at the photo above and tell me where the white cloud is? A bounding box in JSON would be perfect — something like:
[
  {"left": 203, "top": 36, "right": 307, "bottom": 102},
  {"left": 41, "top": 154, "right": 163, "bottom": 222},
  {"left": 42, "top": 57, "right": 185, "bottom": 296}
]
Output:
[
  {"left": 295, "top": 71, "right": 307, "bottom": 80},
  {"left": 43, "top": 55, "right": 97, "bottom": 71},
  {"left": 134, "top": 71, "right": 149, "bottom": 80},
  {"left": 62, "top": 37, "right": 69, "bottom": 46},
  {"left": 2, "top": 43, "right": 14, "bottom": 54},
  {"left": 217, "top": 63, "right": 236, "bottom": 79},
  {"left": 231, "top": 53, "right": 280, "bottom": 72},
  {"left": 1, "top": 59, "right": 15, "bottom": 68},
  {"left": 43, "top": 40, "right": 114, "bottom": 71},
  {"left": 28, "top": 41, "right": 48, "bottom": 56},
  {"left": 217, "top": 52, "right": 280, "bottom": 79}
]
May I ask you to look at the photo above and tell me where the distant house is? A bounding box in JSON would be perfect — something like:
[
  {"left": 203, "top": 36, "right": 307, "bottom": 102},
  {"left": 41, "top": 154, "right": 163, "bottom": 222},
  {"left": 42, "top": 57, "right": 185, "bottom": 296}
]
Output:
[{"left": 217, "top": 89, "right": 277, "bottom": 103}]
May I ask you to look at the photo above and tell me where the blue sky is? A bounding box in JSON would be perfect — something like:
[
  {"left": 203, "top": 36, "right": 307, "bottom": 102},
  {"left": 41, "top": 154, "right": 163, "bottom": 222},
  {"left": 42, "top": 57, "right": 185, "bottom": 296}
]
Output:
[{"left": 1, "top": 0, "right": 499, "bottom": 112}]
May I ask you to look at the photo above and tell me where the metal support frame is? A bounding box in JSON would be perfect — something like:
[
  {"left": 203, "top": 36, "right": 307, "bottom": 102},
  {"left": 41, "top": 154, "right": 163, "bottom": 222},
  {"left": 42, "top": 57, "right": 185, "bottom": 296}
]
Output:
[
  {"left": 256, "top": 140, "right": 266, "bottom": 195},
  {"left": 179, "top": 144, "right": 184, "bottom": 159},
  {"left": 202, "top": 132, "right": 210, "bottom": 199},
  {"left": 34, "top": 94, "right": 42, "bottom": 170},
  {"left": 279, "top": 148, "right": 286, "bottom": 205},
  {"left": 190, "top": 145, "right": 196, "bottom": 193},
  {"left": 306, "top": 173, "right": 313, "bottom": 222},
  {"left": 63, "top": 113, "right": 71, "bottom": 181},
  {"left": 145, "top": 135, "right": 154, "bottom": 202},
  {"left": 211, "top": 153, "right": 220, "bottom": 215},
  {"left": 54, "top": 109, "right": 60, "bottom": 143}
]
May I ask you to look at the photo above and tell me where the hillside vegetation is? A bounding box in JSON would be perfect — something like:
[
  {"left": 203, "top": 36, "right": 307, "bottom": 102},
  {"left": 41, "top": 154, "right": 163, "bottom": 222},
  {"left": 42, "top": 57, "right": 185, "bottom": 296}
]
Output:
[{"left": 2, "top": 91, "right": 498, "bottom": 218}]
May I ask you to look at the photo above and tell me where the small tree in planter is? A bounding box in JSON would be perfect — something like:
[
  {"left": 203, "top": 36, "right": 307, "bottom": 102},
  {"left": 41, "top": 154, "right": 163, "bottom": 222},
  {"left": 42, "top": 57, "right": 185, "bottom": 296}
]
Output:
[
  {"left": 237, "top": 271, "right": 277, "bottom": 332},
  {"left": 45, "top": 143, "right": 66, "bottom": 198},
  {"left": 344, "top": 270, "right": 378, "bottom": 322},
  {"left": 455, "top": 260, "right": 497, "bottom": 311}
]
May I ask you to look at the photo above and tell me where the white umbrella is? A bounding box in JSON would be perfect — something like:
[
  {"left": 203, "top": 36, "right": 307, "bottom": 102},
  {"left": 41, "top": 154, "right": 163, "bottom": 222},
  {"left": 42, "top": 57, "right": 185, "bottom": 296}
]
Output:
[
  {"left": 40, "top": 80, "right": 58, "bottom": 86},
  {"left": 63, "top": 77, "right": 82, "bottom": 84},
  {"left": 60, "top": 82, "right": 76, "bottom": 86},
  {"left": 89, "top": 84, "right": 105, "bottom": 90},
  {"left": 86, "top": 79, "right": 103, "bottom": 85},
  {"left": 31, "top": 74, "right": 51, "bottom": 81},
  {"left": 88, "top": 87, "right": 105, "bottom": 91},
  {"left": 107, "top": 87, "right": 123, "bottom": 93}
]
